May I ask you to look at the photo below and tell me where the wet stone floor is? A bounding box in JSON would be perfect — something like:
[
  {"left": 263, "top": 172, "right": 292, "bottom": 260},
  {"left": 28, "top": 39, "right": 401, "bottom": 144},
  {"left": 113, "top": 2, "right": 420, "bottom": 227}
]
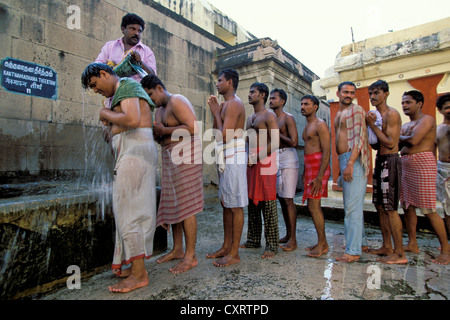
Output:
[{"left": 41, "top": 189, "right": 449, "bottom": 302}]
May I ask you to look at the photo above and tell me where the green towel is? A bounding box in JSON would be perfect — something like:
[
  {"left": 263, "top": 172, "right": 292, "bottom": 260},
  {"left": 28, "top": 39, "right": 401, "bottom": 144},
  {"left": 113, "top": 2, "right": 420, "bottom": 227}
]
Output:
[{"left": 111, "top": 78, "right": 155, "bottom": 112}]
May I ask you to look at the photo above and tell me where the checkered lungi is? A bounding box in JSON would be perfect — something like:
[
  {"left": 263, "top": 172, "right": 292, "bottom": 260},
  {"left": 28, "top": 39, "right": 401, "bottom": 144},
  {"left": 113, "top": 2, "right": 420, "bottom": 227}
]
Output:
[
  {"left": 400, "top": 151, "right": 436, "bottom": 211},
  {"left": 245, "top": 199, "right": 279, "bottom": 253},
  {"left": 372, "top": 153, "right": 402, "bottom": 211}
]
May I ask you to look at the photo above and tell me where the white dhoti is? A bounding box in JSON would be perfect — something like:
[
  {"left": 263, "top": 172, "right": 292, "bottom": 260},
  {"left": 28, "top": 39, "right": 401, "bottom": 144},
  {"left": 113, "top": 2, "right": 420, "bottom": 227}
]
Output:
[
  {"left": 111, "top": 128, "right": 158, "bottom": 270},
  {"left": 437, "top": 160, "right": 450, "bottom": 216},
  {"left": 216, "top": 138, "right": 248, "bottom": 208},
  {"left": 276, "top": 147, "right": 299, "bottom": 199}
]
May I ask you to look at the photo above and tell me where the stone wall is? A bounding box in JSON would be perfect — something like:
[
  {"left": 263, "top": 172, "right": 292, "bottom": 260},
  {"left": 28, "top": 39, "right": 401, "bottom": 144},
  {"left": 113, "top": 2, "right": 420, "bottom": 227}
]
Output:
[{"left": 0, "top": 0, "right": 227, "bottom": 184}]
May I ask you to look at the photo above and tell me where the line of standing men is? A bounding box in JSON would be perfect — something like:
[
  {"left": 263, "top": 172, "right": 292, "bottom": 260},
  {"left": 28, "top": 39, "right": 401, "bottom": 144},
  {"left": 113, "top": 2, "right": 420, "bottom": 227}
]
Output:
[{"left": 82, "top": 13, "right": 449, "bottom": 294}]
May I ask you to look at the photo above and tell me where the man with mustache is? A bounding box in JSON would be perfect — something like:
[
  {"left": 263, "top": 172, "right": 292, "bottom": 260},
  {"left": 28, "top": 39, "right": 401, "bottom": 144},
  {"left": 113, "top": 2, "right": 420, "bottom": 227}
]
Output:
[
  {"left": 365, "top": 80, "right": 405, "bottom": 264},
  {"left": 96, "top": 13, "right": 157, "bottom": 81},
  {"left": 400, "top": 90, "right": 449, "bottom": 265},
  {"left": 301, "top": 95, "right": 331, "bottom": 258},
  {"left": 334, "top": 81, "right": 370, "bottom": 263}
]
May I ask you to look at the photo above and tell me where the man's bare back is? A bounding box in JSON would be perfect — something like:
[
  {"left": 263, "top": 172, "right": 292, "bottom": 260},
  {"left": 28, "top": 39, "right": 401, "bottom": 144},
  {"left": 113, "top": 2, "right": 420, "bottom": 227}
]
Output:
[
  {"left": 108, "top": 98, "right": 153, "bottom": 136},
  {"left": 154, "top": 94, "right": 197, "bottom": 146}
]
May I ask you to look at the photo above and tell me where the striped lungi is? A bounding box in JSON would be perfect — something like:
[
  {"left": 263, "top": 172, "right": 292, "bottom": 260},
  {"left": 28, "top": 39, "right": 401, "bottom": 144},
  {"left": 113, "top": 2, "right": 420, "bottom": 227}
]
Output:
[
  {"left": 400, "top": 151, "right": 436, "bottom": 211},
  {"left": 157, "top": 136, "right": 204, "bottom": 227},
  {"left": 302, "top": 151, "right": 331, "bottom": 204}
]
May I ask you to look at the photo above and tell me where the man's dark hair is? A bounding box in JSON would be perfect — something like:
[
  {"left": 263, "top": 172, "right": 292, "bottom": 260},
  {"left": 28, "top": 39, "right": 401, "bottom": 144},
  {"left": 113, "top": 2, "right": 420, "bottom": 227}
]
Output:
[
  {"left": 250, "top": 82, "right": 269, "bottom": 104},
  {"left": 369, "top": 80, "right": 389, "bottom": 93},
  {"left": 270, "top": 88, "right": 287, "bottom": 107},
  {"left": 81, "top": 63, "right": 116, "bottom": 89},
  {"left": 436, "top": 92, "right": 450, "bottom": 110},
  {"left": 403, "top": 90, "right": 424, "bottom": 105},
  {"left": 141, "top": 74, "right": 166, "bottom": 90},
  {"left": 121, "top": 13, "right": 145, "bottom": 30},
  {"left": 301, "top": 95, "right": 320, "bottom": 108},
  {"left": 218, "top": 68, "right": 239, "bottom": 91},
  {"left": 338, "top": 81, "right": 357, "bottom": 92}
]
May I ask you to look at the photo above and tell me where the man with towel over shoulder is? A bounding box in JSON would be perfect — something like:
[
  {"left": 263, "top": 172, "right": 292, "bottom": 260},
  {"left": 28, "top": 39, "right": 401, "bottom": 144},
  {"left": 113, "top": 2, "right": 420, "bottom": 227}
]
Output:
[{"left": 81, "top": 63, "right": 158, "bottom": 293}]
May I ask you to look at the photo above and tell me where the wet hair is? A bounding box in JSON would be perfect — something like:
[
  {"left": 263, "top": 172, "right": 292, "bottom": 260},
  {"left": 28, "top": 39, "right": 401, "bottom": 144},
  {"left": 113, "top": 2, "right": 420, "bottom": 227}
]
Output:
[
  {"left": 403, "top": 90, "right": 424, "bottom": 105},
  {"left": 81, "top": 63, "right": 116, "bottom": 89},
  {"left": 338, "top": 81, "right": 357, "bottom": 92},
  {"left": 270, "top": 88, "right": 287, "bottom": 106},
  {"left": 218, "top": 68, "right": 239, "bottom": 91},
  {"left": 121, "top": 13, "right": 145, "bottom": 30},
  {"left": 250, "top": 82, "right": 269, "bottom": 104},
  {"left": 369, "top": 80, "right": 389, "bottom": 93},
  {"left": 301, "top": 94, "right": 320, "bottom": 107},
  {"left": 141, "top": 74, "right": 166, "bottom": 90},
  {"left": 436, "top": 92, "right": 450, "bottom": 110}
]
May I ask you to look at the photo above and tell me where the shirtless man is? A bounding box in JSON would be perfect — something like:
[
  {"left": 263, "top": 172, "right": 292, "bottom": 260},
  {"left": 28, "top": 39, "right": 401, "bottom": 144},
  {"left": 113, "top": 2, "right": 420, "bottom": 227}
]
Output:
[
  {"left": 269, "top": 88, "right": 299, "bottom": 251},
  {"left": 436, "top": 93, "right": 450, "bottom": 234},
  {"left": 365, "top": 80, "right": 406, "bottom": 264},
  {"left": 141, "top": 74, "right": 204, "bottom": 273},
  {"left": 334, "top": 81, "right": 371, "bottom": 263},
  {"left": 206, "top": 68, "right": 248, "bottom": 267},
  {"left": 301, "top": 95, "right": 331, "bottom": 258},
  {"left": 241, "top": 82, "right": 280, "bottom": 259},
  {"left": 400, "top": 90, "right": 449, "bottom": 265},
  {"left": 82, "top": 63, "right": 157, "bottom": 293}
]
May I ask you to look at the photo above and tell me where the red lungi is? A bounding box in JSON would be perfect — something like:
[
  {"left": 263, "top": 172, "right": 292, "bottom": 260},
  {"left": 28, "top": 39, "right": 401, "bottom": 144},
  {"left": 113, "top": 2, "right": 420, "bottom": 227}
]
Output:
[{"left": 302, "top": 152, "right": 331, "bottom": 204}]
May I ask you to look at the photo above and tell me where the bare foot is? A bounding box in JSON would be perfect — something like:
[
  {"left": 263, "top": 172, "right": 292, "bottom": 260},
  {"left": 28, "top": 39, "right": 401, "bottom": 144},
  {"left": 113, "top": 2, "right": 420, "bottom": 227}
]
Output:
[
  {"left": 261, "top": 251, "right": 276, "bottom": 259},
  {"left": 366, "top": 247, "right": 393, "bottom": 256},
  {"left": 206, "top": 247, "right": 229, "bottom": 259},
  {"left": 432, "top": 252, "right": 450, "bottom": 265},
  {"left": 336, "top": 253, "right": 360, "bottom": 263},
  {"left": 213, "top": 254, "right": 240, "bottom": 267},
  {"left": 279, "top": 240, "right": 297, "bottom": 252},
  {"left": 169, "top": 257, "right": 198, "bottom": 274},
  {"left": 377, "top": 254, "right": 407, "bottom": 264},
  {"left": 403, "top": 244, "right": 420, "bottom": 253},
  {"left": 157, "top": 249, "right": 184, "bottom": 264},
  {"left": 279, "top": 236, "right": 289, "bottom": 244},
  {"left": 113, "top": 267, "right": 131, "bottom": 278},
  {"left": 305, "top": 244, "right": 317, "bottom": 251},
  {"left": 307, "top": 244, "right": 329, "bottom": 257},
  {"left": 108, "top": 274, "right": 149, "bottom": 293}
]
